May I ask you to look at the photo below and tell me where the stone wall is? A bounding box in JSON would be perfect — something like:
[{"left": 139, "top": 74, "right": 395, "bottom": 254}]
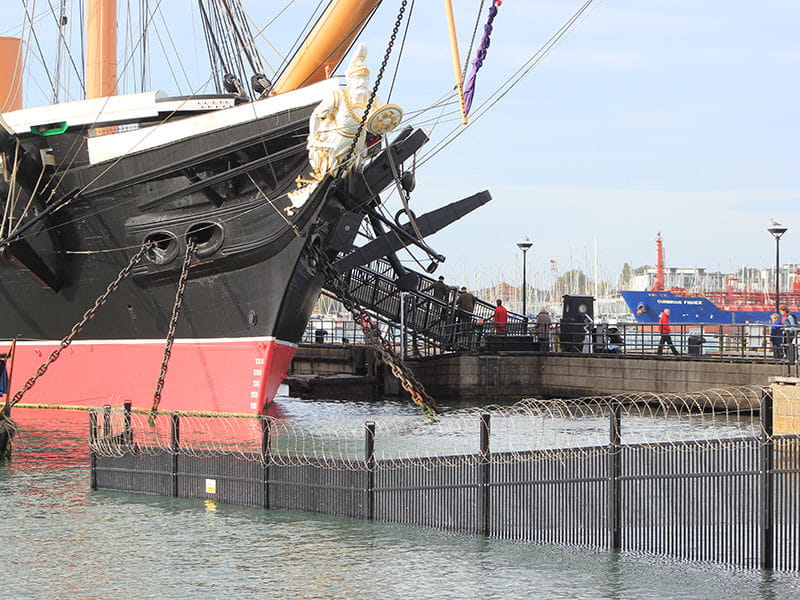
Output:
[{"left": 408, "top": 354, "right": 787, "bottom": 402}]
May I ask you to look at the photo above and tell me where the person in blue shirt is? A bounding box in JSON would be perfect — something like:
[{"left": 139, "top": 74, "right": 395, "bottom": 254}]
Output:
[{"left": 770, "top": 312, "right": 783, "bottom": 359}]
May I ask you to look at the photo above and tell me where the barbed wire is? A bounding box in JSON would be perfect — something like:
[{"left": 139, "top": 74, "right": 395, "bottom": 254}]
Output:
[{"left": 89, "top": 384, "right": 796, "bottom": 470}]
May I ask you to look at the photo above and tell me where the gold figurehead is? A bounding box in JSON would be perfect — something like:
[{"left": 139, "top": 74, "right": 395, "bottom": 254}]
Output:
[{"left": 288, "top": 44, "right": 403, "bottom": 212}]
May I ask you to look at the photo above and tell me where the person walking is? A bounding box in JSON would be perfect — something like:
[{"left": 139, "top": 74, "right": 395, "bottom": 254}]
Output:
[
  {"left": 780, "top": 305, "right": 798, "bottom": 362},
  {"left": 535, "top": 307, "right": 551, "bottom": 352},
  {"left": 456, "top": 286, "right": 476, "bottom": 322},
  {"left": 657, "top": 308, "right": 679, "bottom": 356},
  {"left": 431, "top": 275, "right": 448, "bottom": 301},
  {"left": 455, "top": 286, "right": 476, "bottom": 347},
  {"left": 430, "top": 275, "right": 450, "bottom": 324},
  {"left": 493, "top": 299, "right": 508, "bottom": 335},
  {"left": 770, "top": 312, "right": 784, "bottom": 359}
]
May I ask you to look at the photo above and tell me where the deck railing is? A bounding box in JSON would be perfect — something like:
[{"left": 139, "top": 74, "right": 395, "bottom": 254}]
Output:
[{"left": 302, "top": 317, "right": 799, "bottom": 372}]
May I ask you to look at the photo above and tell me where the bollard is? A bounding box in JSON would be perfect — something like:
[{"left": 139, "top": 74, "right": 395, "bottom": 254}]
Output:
[
  {"left": 759, "top": 388, "right": 774, "bottom": 570},
  {"left": 479, "top": 413, "right": 491, "bottom": 537},
  {"left": 608, "top": 400, "right": 622, "bottom": 551},
  {"left": 365, "top": 421, "right": 376, "bottom": 521}
]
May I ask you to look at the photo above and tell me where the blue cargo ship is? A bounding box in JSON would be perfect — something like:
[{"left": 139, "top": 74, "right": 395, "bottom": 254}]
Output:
[{"left": 620, "top": 291, "right": 771, "bottom": 324}]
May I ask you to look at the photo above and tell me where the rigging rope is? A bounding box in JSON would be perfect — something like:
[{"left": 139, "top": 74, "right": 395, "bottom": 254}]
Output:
[{"left": 416, "top": 0, "right": 598, "bottom": 168}]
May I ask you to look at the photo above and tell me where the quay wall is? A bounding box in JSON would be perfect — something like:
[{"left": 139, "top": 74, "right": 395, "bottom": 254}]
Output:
[{"left": 407, "top": 354, "right": 786, "bottom": 401}]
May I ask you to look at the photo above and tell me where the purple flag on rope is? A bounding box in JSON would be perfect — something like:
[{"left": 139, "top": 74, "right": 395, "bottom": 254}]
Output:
[{"left": 463, "top": 1, "right": 501, "bottom": 116}]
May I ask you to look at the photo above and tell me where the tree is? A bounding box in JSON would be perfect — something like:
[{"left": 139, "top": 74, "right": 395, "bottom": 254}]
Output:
[
  {"left": 618, "top": 262, "right": 632, "bottom": 289},
  {"left": 554, "top": 269, "right": 588, "bottom": 295}
]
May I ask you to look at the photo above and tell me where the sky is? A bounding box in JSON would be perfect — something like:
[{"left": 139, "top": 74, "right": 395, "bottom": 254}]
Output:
[{"left": 5, "top": 0, "right": 800, "bottom": 292}]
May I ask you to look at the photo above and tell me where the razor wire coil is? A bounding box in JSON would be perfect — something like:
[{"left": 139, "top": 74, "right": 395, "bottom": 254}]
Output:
[{"left": 88, "top": 385, "right": 796, "bottom": 471}]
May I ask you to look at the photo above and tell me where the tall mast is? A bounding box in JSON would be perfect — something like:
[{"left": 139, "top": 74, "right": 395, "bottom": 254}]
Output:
[
  {"left": 0, "top": 37, "right": 24, "bottom": 111},
  {"left": 86, "top": 0, "right": 117, "bottom": 99},
  {"left": 271, "top": 0, "right": 381, "bottom": 95}
]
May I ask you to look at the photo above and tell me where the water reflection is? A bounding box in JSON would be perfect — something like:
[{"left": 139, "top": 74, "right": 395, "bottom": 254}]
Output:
[{"left": 2, "top": 391, "right": 800, "bottom": 599}]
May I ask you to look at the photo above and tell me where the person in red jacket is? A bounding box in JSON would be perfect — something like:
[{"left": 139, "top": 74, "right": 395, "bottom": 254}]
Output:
[
  {"left": 657, "top": 308, "right": 679, "bottom": 355},
  {"left": 493, "top": 299, "right": 508, "bottom": 335}
]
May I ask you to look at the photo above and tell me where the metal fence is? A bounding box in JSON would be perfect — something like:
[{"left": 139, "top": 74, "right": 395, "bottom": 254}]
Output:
[
  {"left": 91, "top": 391, "right": 800, "bottom": 572},
  {"left": 376, "top": 319, "right": 799, "bottom": 371}
]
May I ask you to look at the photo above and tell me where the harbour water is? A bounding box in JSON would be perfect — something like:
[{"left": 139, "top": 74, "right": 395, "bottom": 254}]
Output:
[{"left": 3, "top": 388, "right": 800, "bottom": 599}]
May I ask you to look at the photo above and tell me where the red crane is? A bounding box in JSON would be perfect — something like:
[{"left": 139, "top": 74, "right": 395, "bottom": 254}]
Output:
[{"left": 651, "top": 232, "right": 665, "bottom": 291}]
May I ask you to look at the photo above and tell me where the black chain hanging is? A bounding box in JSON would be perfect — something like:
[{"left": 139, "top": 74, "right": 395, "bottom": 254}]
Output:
[
  {"left": 4, "top": 241, "right": 153, "bottom": 412},
  {"left": 340, "top": 0, "right": 408, "bottom": 174},
  {"left": 149, "top": 239, "right": 196, "bottom": 425}
]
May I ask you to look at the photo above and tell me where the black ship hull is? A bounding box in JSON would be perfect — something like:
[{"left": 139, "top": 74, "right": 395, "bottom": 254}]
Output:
[{"left": 0, "top": 81, "right": 365, "bottom": 413}]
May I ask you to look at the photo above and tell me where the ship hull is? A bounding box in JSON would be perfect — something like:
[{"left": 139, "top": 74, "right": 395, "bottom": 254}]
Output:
[
  {"left": 0, "top": 82, "right": 355, "bottom": 413},
  {"left": 6, "top": 337, "right": 296, "bottom": 413},
  {"left": 621, "top": 291, "right": 772, "bottom": 324}
]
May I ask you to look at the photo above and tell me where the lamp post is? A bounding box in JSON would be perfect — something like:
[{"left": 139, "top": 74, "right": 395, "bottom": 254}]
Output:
[
  {"left": 767, "top": 223, "right": 788, "bottom": 313},
  {"left": 517, "top": 237, "right": 533, "bottom": 317}
]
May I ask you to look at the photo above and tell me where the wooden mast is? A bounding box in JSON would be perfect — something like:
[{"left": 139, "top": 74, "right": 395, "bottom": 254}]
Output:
[
  {"left": 0, "top": 37, "right": 23, "bottom": 111},
  {"left": 271, "top": 0, "right": 382, "bottom": 95},
  {"left": 443, "top": 0, "right": 467, "bottom": 124},
  {"left": 86, "top": 0, "right": 118, "bottom": 98}
]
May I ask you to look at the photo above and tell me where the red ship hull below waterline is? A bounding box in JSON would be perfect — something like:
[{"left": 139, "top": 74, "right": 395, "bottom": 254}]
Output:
[{"left": 2, "top": 337, "right": 296, "bottom": 414}]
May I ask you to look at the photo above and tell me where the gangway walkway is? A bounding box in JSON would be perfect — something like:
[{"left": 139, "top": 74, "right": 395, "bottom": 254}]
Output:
[{"left": 323, "top": 257, "right": 527, "bottom": 355}]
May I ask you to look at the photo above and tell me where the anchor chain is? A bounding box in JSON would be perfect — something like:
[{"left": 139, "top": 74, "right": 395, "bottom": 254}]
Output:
[
  {"left": 4, "top": 241, "right": 152, "bottom": 412},
  {"left": 340, "top": 0, "right": 408, "bottom": 174},
  {"left": 311, "top": 246, "right": 438, "bottom": 418},
  {"left": 149, "top": 239, "right": 196, "bottom": 424}
]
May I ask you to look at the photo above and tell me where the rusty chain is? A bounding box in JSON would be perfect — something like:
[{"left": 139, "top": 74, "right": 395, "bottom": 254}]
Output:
[
  {"left": 4, "top": 241, "right": 152, "bottom": 412},
  {"left": 149, "top": 238, "right": 196, "bottom": 424},
  {"left": 311, "top": 245, "right": 438, "bottom": 419}
]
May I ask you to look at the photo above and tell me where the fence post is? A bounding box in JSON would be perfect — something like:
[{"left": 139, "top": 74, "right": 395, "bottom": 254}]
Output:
[
  {"left": 261, "top": 416, "right": 271, "bottom": 509},
  {"left": 608, "top": 400, "right": 622, "bottom": 551},
  {"left": 102, "top": 404, "right": 111, "bottom": 439},
  {"left": 480, "top": 413, "right": 491, "bottom": 537},
  {"left": 123, "top": 402, "right": 132, "bottom": 445},
  {"left": 365, "top": 421, "right": 376, "bottom": 521},
  {"left": 760, "top": 387, "right": 774, "bottom": 570},
  {"left": 170, "top": 413, "right": 180, "bottom": 498},
  {"left": 89, "top": 411, "right": 97, "bottom": 490}
]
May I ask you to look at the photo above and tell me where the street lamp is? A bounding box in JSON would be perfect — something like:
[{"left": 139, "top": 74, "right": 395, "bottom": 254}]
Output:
[
  {"left": 517, "top": 236, "right": 533, "bottom": 317},
  {"left": 768, "top": 222, "right": 788, "bottom": 313}
]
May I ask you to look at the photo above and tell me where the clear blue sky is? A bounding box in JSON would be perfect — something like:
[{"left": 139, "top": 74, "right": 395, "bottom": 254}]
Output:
[{"left": 7, "top": 1, "right": 800, "bottom": 291}]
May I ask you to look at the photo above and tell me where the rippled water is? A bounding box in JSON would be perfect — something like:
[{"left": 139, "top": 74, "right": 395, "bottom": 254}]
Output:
[{"left": 2, "top": 388, "right": 800, "bottom": 599}]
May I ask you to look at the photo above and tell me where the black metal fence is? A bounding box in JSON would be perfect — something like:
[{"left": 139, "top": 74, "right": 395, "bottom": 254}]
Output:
[
  {"left": 395, "top": 320, "right": 800, "bottom": 372},
  {"left": 91, "top": 394, "right": 800, "bottom": 572}
]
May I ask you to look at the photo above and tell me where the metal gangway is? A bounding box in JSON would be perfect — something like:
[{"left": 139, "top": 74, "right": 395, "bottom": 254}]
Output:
[{"left": 324, "top": 257, "right": 528, "bottom": 355}]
